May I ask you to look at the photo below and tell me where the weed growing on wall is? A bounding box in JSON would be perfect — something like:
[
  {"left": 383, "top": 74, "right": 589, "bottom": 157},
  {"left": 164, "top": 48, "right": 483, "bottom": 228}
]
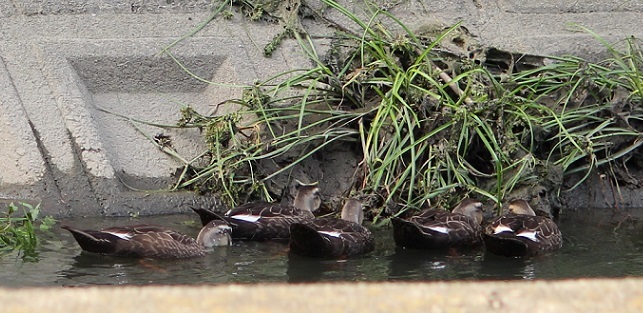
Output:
[
  {"left": 164, "top": 0, "right": 642, "bottom": 219},
  {"left": 0, "top": 203, "right": 56, "bottom": 260}
]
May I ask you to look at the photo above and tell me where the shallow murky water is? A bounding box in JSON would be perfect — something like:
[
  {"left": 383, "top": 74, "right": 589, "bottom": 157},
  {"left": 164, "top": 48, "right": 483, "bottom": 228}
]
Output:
[{"left": 1, "top": 208, "right": 641, "bottom": 287}]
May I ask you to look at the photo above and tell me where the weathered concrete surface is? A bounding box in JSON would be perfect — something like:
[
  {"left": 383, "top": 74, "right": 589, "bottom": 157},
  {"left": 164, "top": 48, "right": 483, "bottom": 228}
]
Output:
[
  {"left": 0, "top": 0, "right": 642, "bottom": 217},
  {"left": 1, "top": 278, "right": 642, "bottom": 312}
]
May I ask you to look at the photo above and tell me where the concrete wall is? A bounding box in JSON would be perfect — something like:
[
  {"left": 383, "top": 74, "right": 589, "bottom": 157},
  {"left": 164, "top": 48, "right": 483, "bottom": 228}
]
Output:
[{"left": 1, "top": 0, "right": 641, "bottom": 217}]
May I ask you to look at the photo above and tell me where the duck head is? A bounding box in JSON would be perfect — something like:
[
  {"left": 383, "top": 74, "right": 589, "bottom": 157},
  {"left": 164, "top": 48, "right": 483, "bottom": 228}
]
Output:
[
  {"left": 293, "top": 181, "right": 322, "bottom": 213},
  {"left": 506, "top": 199, "right": 536, "bottom": 216},
  {"left": 340, "top": 198, "right": 364, "bottom": 225},
  {"left": 451, "top": 198, "right": 484, "bottom": 225},
  {"left": 197, "top": 220, "right": 232, "bottom": 248}
]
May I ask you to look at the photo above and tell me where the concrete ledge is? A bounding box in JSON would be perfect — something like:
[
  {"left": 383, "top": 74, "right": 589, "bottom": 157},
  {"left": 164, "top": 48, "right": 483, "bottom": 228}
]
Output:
[{"left": 2, "top": 278, "right": 642, "bottom": 312}]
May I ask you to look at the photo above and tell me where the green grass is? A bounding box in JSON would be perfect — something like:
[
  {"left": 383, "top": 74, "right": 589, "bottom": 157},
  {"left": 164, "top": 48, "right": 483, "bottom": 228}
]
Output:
[
  {"left": 160, "top": 0, "right": 641, "bottom": 219},
  {"left": 0, "top": 202, "right": 56, "bottom": 260}
]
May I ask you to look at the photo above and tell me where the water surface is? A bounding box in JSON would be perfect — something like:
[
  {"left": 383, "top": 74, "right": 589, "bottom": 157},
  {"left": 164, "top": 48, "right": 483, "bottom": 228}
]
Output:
[{"left": 1, "top": 208, "right": 641, "bottom": 287}]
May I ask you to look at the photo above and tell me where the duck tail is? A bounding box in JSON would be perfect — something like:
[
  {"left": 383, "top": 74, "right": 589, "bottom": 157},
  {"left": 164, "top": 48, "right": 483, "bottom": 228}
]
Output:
[
  {"left": 191, "top": 207, "right": 226, "bottom": 226},
  {"left": 391, "top": 217, "right": 425, "bottom": 248},
  {"left": 289, "top": 223, "right": 326, "bottom": 257},
  {"left": 61, "top": 225, "right": 118, "bottom": 254},
  {"left": 482, "top": 233, "right": 529, "bottom": 257}
]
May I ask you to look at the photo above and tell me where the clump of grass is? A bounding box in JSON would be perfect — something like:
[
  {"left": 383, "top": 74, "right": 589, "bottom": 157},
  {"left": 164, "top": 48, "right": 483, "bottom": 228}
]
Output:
[
  {"left": 508, "top": 35, "right": 643, "bottom": 192},
  {"left": 165, "top": 0, "right": 642, "bottom": 219},
  {"left": 172, "top": 83, "right": 362, "bottom": 207},
  {"left": 0, "top": 202, "right": 56, "bottom": 260}
]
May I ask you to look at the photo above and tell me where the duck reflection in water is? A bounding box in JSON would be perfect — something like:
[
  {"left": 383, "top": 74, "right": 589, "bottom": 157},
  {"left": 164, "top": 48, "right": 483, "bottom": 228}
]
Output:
[
  {"left": 58, "top": 245, "right": 233, "bottom": 286},
  {"left": 387, "top": 247, "right": 483, "bottom": 281},
  {"left": 286, "top": 253, "right": 368, "bottom": 283},
  {"left": 478, "top": 252, "right": 538, "bottom": 280}
]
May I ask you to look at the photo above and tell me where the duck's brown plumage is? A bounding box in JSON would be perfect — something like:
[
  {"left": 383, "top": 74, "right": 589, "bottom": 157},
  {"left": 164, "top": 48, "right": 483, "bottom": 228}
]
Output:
[
  {"left": 192, "top": 182, "right": 322, "bottom": 240},
  {"left": 289, "top": 199, "right": 374, "bottom": 258},
  {"left": 62, "top": 220, "right": 231, "bottom": 259},
  {"left": 392, "top": 198, "right": 484, "bottom": 250},
  {"left": 483, "top": 199, "right": 562, "bottom": 257}
]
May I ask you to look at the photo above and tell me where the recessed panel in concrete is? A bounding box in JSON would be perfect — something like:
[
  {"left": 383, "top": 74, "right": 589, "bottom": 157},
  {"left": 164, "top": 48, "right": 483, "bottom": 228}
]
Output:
[
  {"left": 69, "top": 54, "right": 238, "bottom": 188},
  {"left": 498, "top": 0, "right": 643, "bottom": 13},
  {"left": 68, "top": 55, "right": 222, "bottom": 93}
]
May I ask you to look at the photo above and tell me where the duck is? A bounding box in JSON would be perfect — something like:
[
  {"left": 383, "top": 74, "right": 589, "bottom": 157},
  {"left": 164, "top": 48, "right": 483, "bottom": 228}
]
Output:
[
  {"left": 62, "top": 220, "right": 232, "bottom": 259},
  {"left": 391, "top": 198, "right": 484, "bottom": 250},
  {"left": 483, "top": 199, "right": 563, "bottom": 257},
  {"left": 289, "top": 198, "right": 375, "bottom": 258},
  {"left": 191, "top": 181, "right": 322, "bottom": 240}
]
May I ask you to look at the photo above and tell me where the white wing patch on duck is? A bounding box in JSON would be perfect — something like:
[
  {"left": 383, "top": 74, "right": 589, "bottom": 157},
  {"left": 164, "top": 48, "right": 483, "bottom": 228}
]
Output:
[
  {"left": 319, "top": 231, "right": 342, "bottom": 238},
  {"left": 493, "top": 225, "right": 514, "bottom": 235},
  {"left": 427, "top": 226, "right": 449, "bottom": 234},
  {"left": 229, "top": 214, "right": 261, "bottom": 223},
  {"left": 517, "top": 231, "right": 539, "bottom": 242},
  {"left": 104, "top": 231, "right": 132, "bottom": 240}
]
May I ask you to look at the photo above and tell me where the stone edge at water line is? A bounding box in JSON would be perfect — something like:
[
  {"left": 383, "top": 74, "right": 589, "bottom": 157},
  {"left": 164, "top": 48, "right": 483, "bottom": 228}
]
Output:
[{"left": 1, "top": 278, "right": 641, "bottom": 313}]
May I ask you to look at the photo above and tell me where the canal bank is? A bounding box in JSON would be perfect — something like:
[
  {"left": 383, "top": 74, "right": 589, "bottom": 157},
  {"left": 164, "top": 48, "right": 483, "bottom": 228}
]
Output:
[{"left": 0, "top": 1, "right": 641, "bottom": 310}]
